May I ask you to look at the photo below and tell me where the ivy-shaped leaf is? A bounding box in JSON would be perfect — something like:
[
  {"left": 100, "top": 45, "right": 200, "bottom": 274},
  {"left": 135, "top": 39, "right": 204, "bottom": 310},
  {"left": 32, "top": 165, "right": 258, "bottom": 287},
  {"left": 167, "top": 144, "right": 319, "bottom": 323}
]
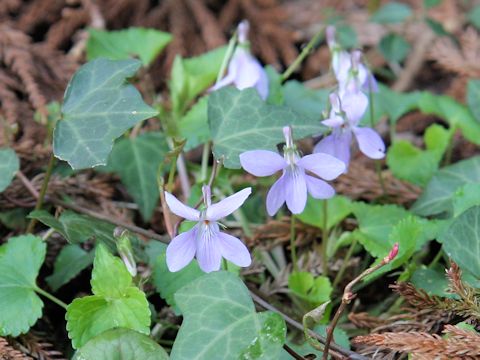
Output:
[
  {"left": 0, "top": 235, "right": 45, "bottom": 336},
  {"left": 0, "top": 148, "right": 19, "bottom": 192},
  {"left": 412, "top": 156, "right": 480, "bottom": 217},
  {"left": 208, "top": 87, "right": 325, "bottom": 169},
  {"left": 46, "top": 245, "right": 95, "bottom": 291},
  {"left": 66, "top": 245, "right": 151, "bottom": 349},
  {"left": 147, "top": 242, "right": 203, "bottom": 313},
  {"left": 467, "top": 79, "right": 480, "bottom": 122},
  {"left": 171, "top": 271, "right": 286, "bottom": 360},
  {"left": 87, "top": 27, "right": 172, "bottom": 66},
  {"left": 107, "top": 132, "right": 169, "bottom": 221},
  {"left": 53, "top": 58, "right": 158, "bottom": 169},
  {"left": 73, "top": 328, "right": 169, "bottom": 360},
  {"left": 440, "top": 206, "right": 480, "bottom": 278}
]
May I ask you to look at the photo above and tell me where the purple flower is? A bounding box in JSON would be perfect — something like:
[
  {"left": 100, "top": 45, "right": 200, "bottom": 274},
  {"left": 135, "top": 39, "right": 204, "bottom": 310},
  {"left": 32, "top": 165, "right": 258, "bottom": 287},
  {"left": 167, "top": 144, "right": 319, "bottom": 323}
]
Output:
[
  {"left": 326, "top": 26, "right": 377, "bottom": 95},
  {"left": 240, "top": 126, "right": 345, "bottom": 216},
  {"left": 314, "top": 92, "right": 385, "bottom": 169},
  {"left": 211, "top": 20, "right": 269, "bottom": 100},
  {"left": 164, "top": 185, "right": 252, "bottom": 273}
]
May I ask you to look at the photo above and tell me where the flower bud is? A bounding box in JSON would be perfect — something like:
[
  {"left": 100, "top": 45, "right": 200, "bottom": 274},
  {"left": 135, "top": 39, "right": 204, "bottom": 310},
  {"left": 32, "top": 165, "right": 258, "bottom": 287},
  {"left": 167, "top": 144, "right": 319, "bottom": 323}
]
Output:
[
  {"left": 238, "top": 20, "right": 250, "bottom": 44},
  {"left": 115, "top": 228, "right": 137, "bottom": 277},
  {"left": 386, "top": 243, "right": 399, "bottom": 263}
]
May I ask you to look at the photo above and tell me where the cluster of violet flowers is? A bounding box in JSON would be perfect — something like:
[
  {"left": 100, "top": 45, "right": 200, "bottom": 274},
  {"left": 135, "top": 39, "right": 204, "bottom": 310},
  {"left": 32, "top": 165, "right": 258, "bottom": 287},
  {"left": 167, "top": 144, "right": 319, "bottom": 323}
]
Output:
[{"left": 163, "top": 23, "right": 385, "bottom": 274}]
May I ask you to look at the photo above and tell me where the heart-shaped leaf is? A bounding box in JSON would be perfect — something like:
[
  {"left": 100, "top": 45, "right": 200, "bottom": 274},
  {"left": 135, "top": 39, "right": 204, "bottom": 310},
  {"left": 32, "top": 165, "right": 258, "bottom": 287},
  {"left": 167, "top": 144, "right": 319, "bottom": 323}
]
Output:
[
  {"left": 53, "top": 58, "right": 158, "bottom": 169},
  {"left": 87, "top": 27, "right": 172, "bottom": 66},
  {"left": 66, "top": 245, "right": 150, "bottom": 349},
  {"left": 208, "top": 87, "right": 324, "bottom": 169},
  {"left": 288, "top": 271, "right": 332, "bottom": 307},
  {"left": 0, "top": 148, "right": 19, "bottom": 192},
  {"left": 171, "top": 271, "right": 286, "bottom": 360},
  {"left": 107, "top": 132, "right": 169, "bottom": 221},
  {"left": 73, "top": 328, "right": 169, "bottom": 360},
  {"left": 412, "top": 156, "right": 480, "bottom": 217},
  {"left": 0, "top": 235, "right": 45, "bottom": 336}
]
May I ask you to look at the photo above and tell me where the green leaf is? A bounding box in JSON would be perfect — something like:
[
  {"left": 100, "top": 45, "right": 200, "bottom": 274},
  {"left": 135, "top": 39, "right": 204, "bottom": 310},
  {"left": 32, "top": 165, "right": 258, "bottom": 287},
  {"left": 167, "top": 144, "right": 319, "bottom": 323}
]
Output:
[
  {"left": 107, "top": 132, "right": 168, "bottom": 221},
  {"left": 352, "top": 202, "right": 410, "bottom": 257},
  {"left": 73, "top": 328, "right": 169, "bottom": 360},
  {"left": 53, "top": 58, "right": 158, "bottom": 169},
  {"left": 265, "top": 66, "right": 284, "bottom": 105},
  {"left": 387, "top": 124, "right": 452, "bottom": 186},
  {"left": 0, "top": 235, "right": 45, "bottom": 336},
  {"left": 467, "top": 79, "right": 480, "bottom": 122},
  {"left": 208, "top": 87, "right": 324, "bottom": 169},
  {"left": 378, "top": 33, "right": 410, "bottom": 62},
  {"left": 412, "top": 156, "right": 480, "bottom": 217},
  {"left": 0, "top": 148, "right": 19, "bottom": 192},
  {"left": 170, "top": 47, "right": 226, "bottom": 116},
  {"left": 29, "top": 210, "right": 116, "bottom": 247},
  {"left": 171, "top": 271, "right": 286, "bottom": 360},
  {"left": 178, "top": 96, "right": 210, "bottom": 151},
  {"left": 417, "top": 92, "right": 480, "bottom": 146},
  {"left": 336, "top": 24, "right": 358, "bottom": 49},
  {"left": 288, "top": 271, "right": 332, "bottom": 308},
  {"left": 296, "top": 195, "right": 352, "bottom": 230},
  {"left": 87, "top": 27, "right": 172, "bottom": 66},
  {"left": 452, "top": 183, "right": 480, "bottom": 217},
  {"left": 147, "top": 242, "right": 203, "bottom": 313},
  {"left": 371, "top": 2, "right": 412, "bottom": 24},
  {"left": 66, "top": 245, "right": 150, "bottom": 349},
  {"left": 468, "top": 5, "right": 480, "bottom": 30},
  {"left": 282, "top": 81, "right": 330, "bottom": 121},
  {"left": 0, "top": 208, "right": 28, "bottom": 230},
  {"left": 46, "top": 245, "right": 95, "bottom": 291},
  {"left": 411, "top": 267, "right": 451, "bottom": 297},
  {"left": 440, "top": 206, "right": 480, "bottom": 278}
]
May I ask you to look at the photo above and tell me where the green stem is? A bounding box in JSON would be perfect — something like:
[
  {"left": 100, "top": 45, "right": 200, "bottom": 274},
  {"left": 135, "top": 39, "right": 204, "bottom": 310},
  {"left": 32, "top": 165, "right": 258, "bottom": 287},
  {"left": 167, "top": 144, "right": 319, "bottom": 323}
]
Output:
[
  {"left": 428, "top": 248, "right": 444, "bottom": 268},
  {"left": 290, "top": 216, "right": 298, "bottom": 272},
  {"left": 332, "top": 237, "right": 357, "bottom": 289},
  {"left": 34, "top": 286, "right": 68, "bottom": 310},
  {"left": 222, "top": 258, "right": 228, "bottom": 271},
  {"left": 200, "top": 141, "right": 211, "bottom": 183},
  {"left": 321, "top": 200, "right": 329, "bottom": 276},
  {"left": 27, "top": 154, "right": 56, "bottom": 233},
  {"left": 368, "top": 87, "right": 387, "bottom": 197},
  {"left": 281, "top": 27, "right": 324, "bottom": 82},
  {"left": 216, "top": 32, "right": 238, "bottom": 85}
]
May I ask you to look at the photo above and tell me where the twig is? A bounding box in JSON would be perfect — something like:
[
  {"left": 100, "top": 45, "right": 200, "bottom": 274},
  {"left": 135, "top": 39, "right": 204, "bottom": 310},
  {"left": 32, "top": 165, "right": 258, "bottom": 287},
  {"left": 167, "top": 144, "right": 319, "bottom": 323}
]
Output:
[
  {"left": 283, "top": 344, "right": 306, "bottom": 360},
  {"left": 16, "top": 171, "right": 39, "bottom": 198},
  {"left": 321, "top": 243, "right": 399, "bottom": 360},
  {"left": 49, "top": 198, "right": 169, "bottom": 244},
  {"left": 250, "top": 291, "right": 367, "bottom": 360}
]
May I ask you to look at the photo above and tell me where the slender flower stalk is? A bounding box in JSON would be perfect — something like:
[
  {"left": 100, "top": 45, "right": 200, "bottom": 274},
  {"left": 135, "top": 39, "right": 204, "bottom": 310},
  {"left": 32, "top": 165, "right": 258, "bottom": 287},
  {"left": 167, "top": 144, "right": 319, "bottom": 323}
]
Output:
[
  {"left": 164, "top": 185, "right": 252, "bottom": 273},
  {"left": 211, "top": 20, "right": 269, "bottom": 100},
  {"left": 240, "top": 126, "right": 345, "bottom": 216}
]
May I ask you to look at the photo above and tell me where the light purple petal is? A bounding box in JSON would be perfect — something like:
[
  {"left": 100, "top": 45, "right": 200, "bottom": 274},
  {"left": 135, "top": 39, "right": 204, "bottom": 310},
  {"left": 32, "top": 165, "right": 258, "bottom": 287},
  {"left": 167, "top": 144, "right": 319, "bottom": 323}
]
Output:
[
  {"left": 232, "top": 50, "right": 262, "bottom": 90},
  {"left": 297, "top": 153, "right": 346, "bottom": 181},
  {"left": 314, "top": 131, "right": 352, "bottom": 169},
  {"left": 255, "top": 67, "right": 269, "bottom": 100},
  {"left": 305, "top": 175, "right": 335, "bottom": 199},
  {"left": 166, "top": 226, "right": 197, "bottom": 272},
  {"left": 333, "top": 51, "right": 351, "bottom": 84},
  {"left": 211, "top": 71, "right": 236, "bottom": 91},
  {"left": 284, "top": 168, "right": 307, "bottom": 214},
  {"left": 217, "top": 232, "right": 251, "bottom": 267},
  {"left": 164, "top": 191, "right": 200, "bottom": 221},
  {"left": 266, "top": 173, "right": 287, "bottom": 216},
  {"left": 240, "top": 150, "right": 287, "bottom": 177},
  {"left": 341, "top": 91, "right": 368, "bottom": 125},
  {"left": 363, "top": 72, "right": 378, "bottom": 93},
  {"left": 196, "top": 223, "right": 222, "bottom": 273},
  {"left": 353, "top": 126, "right": 385, "bottom": 159},
  {"left": 322, "top": 114, "right": 344, "bottom": 128},
  {"left": 206, "top": 187, "right": 252, "bottom": 221}
]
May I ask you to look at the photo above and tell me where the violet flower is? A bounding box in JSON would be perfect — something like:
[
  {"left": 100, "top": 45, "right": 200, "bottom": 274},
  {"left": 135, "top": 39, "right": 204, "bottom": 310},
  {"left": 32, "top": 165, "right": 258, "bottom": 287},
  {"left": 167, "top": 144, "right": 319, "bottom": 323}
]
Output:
[
  {"left": 164, "top": 185, "right": 252, "bottom": 273},
  {"left": 326, "top": 26, "right": 377, "bottom": 95},
  {"left": 211, "top": 20, "right": 269, "bottom": 100},
  {"left": 240, "top": 126, "right": 345, "bottom": 216},
  {"left": 314, "top": 92, "right": 385, "bottom": 169}
]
